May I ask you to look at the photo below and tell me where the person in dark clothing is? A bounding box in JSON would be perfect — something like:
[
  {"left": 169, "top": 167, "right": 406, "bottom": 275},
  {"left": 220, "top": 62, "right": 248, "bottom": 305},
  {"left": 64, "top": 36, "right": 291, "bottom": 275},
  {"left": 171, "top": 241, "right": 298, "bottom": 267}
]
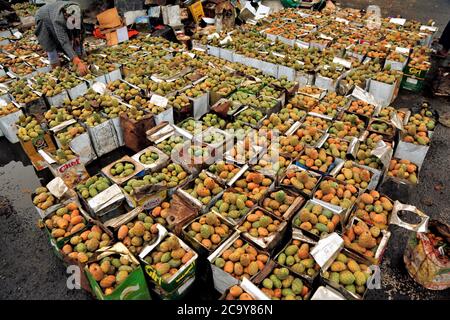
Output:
[
  {"left": 35, "top": 1, "right": 88, "bottom": 75},
  {"left": 438, "top": 20, "right": 450, "bottom": 57},
  {"left": 0, "top": 0, "right": 20, "bottom": 25}
]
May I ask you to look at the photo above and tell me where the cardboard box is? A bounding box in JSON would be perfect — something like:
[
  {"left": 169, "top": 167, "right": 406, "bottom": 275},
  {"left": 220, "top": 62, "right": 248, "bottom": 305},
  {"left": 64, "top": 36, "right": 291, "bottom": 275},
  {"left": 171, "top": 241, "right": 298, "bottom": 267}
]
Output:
[
  {"left": 19, "top": 132, "right": 56, "bottom": 171},
  {"left": 120, "top": 113, "right": 155, "bottom": 153},
  {"left": 85, "top": 243, "right": 151, "bottom": 300},
  {"left": 41, "top": 152, "right": 90, "bottom": 189},
  {"left": 139, "top": 224, "right": 198, "bottom": 293},
  {"left": 101, "top": 155, "right": 145, "bottom": 186},
  {"left": 105, "top": 26, "right": 129, "bottom": 46},
  {"left": 181, "top": 211, "right": 233, "bottom": 256},
  {"left": 207, "top": 232, "right": 270, "bottom": 294},
  {"left": 85, "top": 120, "right": 120, "bottom": 157},
  {"left": 77, "top": 175, "right": 126, "bottom": 219},
  {"left": 97, "top": 8, "right": 122, "bottom": 29},
  {"left": 0, "top": 107, "right": 23, "bottom": 143}
]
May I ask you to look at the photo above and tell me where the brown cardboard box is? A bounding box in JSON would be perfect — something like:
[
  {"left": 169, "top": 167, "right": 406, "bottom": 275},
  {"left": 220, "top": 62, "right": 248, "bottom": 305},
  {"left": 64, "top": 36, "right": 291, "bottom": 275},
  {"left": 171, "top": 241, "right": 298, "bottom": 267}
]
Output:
[
  {"left": 97, "top": 8, "right": 122, "bottom": 29},
  {"left": 20, "top": 133, "right": 56, "bottom": 171},
  {"left": 104, "top": 26, "right": 129, "bottom": 46}
]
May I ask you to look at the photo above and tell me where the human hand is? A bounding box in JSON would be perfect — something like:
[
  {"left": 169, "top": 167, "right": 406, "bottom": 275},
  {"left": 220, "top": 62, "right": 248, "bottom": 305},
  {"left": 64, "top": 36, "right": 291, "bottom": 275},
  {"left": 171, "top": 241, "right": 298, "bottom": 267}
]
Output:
[{"left": 73, "top": 56, "right": 88, "bottom": 76}]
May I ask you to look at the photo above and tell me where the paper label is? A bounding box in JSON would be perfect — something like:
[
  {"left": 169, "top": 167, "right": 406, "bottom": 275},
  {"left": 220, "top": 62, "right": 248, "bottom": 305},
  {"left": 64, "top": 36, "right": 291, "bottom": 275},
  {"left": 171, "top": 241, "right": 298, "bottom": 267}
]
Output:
[
  {"left": 389, "top": 18, "right": 406, "bottom": 25},
  {"left": 13, "top": 31, "right": 22, "bottom": 39},
  {"left": 333, "top": 57, "right": 352, "bottom": 69},
  {"left": 395, "top": 47, "right": 410, "bottom": 55},
  {"left": 150, "top": 94, "right": 168, "bottom": 108},
  {"left": 335, "top": 17, "right": 349, "bottom": 24},
  {"left": 310, "top": 233, "right": 344, "bottom": 269},
  {"left": 92, "top": 82, "right": 107, "bottom": 94},
  {"left": 419, "top": 25, "right": 437, "bottom": 32}
]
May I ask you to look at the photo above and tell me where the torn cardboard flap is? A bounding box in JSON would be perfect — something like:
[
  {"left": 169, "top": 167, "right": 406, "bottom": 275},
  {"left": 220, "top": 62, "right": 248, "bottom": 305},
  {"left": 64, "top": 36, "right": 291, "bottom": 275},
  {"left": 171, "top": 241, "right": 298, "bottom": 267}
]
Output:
[
  {"left": 103, "top": 206, "right": 143, "bottom": 229},
  {"left": 50, "top": 119, "right": 77, "bottom": 134},
  {"left": 311, "top": 232, "right": 344, "bottom": 270},
  {"left": 240, "top": 277, "right": 270, "bottom": 300},
  {"left": 311, "top": 286, "right": 346, "bottom": 300},
  {"left": 351, "top": 85, "right": 381, "bottom": 108},
  {"left": 389, "top": 200, "right": 429, "bottom": 232},
  {"left": 46, "top": 177, "right": 69, "bottom": 199},
  {"left": 87, "top": 184, "right": 124, "bottom": 213},
  {"left": 371, "top": 140, "right": 393, "bottom": 169},
  {"left": 96, "top": 242, "right": 140, "bottom": 265},
  {"left": 391, "top": 111, "right": 404, "bottom": 130}
]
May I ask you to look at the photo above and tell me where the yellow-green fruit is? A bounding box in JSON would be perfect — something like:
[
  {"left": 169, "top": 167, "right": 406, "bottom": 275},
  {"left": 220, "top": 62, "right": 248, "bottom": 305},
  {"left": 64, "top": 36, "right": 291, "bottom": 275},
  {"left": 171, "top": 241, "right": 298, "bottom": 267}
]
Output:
[
  {"left": 284, "top": 245, "right": 298, "bottom": 256},
  {"left": 155, "top": 262, "right": 170, "bottom": 276},
  {"left": 354, "top": 271, "right": 367, "bottom": 286},
  {"left": 330, "top": 261, "right": 346, "bottom": 272},
  {"left": 330, "top": 271, "right": 340, "bottom": 283},
  {"left": 339, "top": 270, "right": 355, "bottom": 285},
  {"left": 347, "top": 260, "right": 361, "bottom": 273},
  {"left": 336, "top": 253, "right": 348, "bottom": 263}
]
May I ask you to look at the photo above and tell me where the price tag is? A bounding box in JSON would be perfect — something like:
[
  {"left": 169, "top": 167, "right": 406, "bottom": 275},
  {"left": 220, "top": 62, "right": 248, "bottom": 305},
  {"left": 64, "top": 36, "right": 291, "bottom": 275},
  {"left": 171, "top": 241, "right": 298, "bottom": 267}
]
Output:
[
  {"left": 39, "top": 57, "right": 50, "bottom": 65},
  {"left": 92, "top": 82, "right": 106, "bottom": 94},
  {"left": 389, "top": 18, "right": 406, "bottom": 26},
  {"left": 420, "top": 25, "right": 437, "bottom": 32},
  {"left": 395, "top": 47, "right": 410, "bottom": 55},
  {"left": 192, "top": 47, "right": 206, "bottom": 52},
  {"left": 183, "top": 51, "right": 196, "bottom": 58},
  {"left": 271, "top": 52, "right": 285, "bottom": 58},
  {"left": 335, "top": 17, "right": 349, "bottom": 24},
  {"left": 150, "top": 94, "right": 168, "bottom": 108},
  {"left": 333, "top": 57, "right": 352, "bottom": 69},
  {"left": 207, "top": 33, "right": 220, "bottom": 40},
  {"left": 150, "top": 76, "right": 163, "bottom": 83},
  {"left": 0, "top": 98, "right": 7, "bottom": 107},
  {"left": 13, "top": 31, "right": 23, "bottom": 39}
]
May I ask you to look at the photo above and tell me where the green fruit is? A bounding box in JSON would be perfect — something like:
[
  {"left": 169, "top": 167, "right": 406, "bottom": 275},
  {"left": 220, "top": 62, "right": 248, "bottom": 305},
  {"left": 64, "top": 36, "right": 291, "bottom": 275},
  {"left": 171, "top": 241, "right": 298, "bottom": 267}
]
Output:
[
  {"left": 354, "top": 271, "right": 367, "bottom": 286},
  {"left": 291, "top": 278, "right": 304, "bottom": 295},
  {"left": 111, "top": 258, "right": 121, "bottom": 268},
  {"left": 291, "top": 263, "right": 305, "bottom": 275},
  {"left": 339, "top": 270, "right": 356, "bottom": 285},
  {"left": 75, "top": 243, "right": 87, "bottom": 253},
  {"left": 215, "top": 257, "right": 225, "bottom": 268},
  {"left": 330, "top": 271, "right": 340, "bottom": 283},
  {"left": 286, "top": 256, "right": 295, "bottom": 266},
  {"left": 161, "top": 252, "right": 171, "bottom": 263},
  {"left": 277, "top": 253, "right": 287, "bottom": 265},
  {"left": 274, "top": 267, "right": 289, "bottom": 281},
  {"left": 89, "top": 188, "right": 98, "bottom": 198},
  {"left": 263, "top": 278, "right": 273, "bottom": 289},
  {"left": 200, "top": 224, "right": 212, "bottom": 239},
  {"left": 270, "top": 274, "right": 282, "bottom": 288},
  {"left": 345, "top": 284, "right": 356, "bottom": 294},
  {"left": 284, "top": 245, "right": 298, "bottom": 256},
  {"left": 336, "top": 253, "right": 348, "bottom": 264}
]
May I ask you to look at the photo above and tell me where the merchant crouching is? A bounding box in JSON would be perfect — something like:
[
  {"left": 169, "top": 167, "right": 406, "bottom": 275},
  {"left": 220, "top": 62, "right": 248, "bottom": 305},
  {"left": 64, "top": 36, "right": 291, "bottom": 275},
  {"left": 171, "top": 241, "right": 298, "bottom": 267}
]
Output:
[{"left": 34, "top": 1, "right": 88, "bottom": 76}]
